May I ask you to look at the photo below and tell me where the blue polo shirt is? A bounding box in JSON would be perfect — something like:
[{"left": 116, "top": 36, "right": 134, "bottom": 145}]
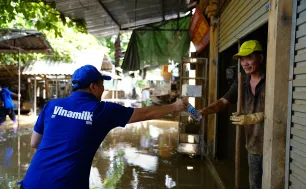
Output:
[
  {"left": 0, "top": 88, "right": 14, "bottom": 108},
  {"left": 20, "top": 91, "right": 134, "bottom": 189}
]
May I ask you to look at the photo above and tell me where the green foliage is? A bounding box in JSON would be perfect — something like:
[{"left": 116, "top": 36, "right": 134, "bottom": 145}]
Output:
[
  {"left": 0, "top": 0, "right": 106, "bottom": 65},
  {"left": 102, "top": 150, "right": 125, "bottom": 189},
  {"left": 98, "top": 32, "right": 131, "bottom": 64},
  {"left": 0, "top": 0, "right": 86, "bottom": 36}
]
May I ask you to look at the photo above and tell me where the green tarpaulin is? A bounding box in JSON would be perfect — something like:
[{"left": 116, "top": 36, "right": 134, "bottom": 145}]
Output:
[{"left": 122, "top": 16, "right": 191, "bottom": 71}]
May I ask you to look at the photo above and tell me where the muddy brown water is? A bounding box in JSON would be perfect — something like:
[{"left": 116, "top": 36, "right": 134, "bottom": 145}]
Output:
[{"left": 0, "top": 120, "right": 220, "bottom": 189}]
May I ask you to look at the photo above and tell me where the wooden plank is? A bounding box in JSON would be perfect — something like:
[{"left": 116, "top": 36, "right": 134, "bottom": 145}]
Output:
[
  {"left": 220, "top": 0, "right": 244, "bottom": 23},
  {"left": 208, "top": 24, "right": 218, "bottom": 159},
  {"left": 220, "top": 0, "right": 266, "bottom": 39},
  {"left": 292, "top": 103, "right": 306, "bottom": 112},
  {"left": 297, "top": 19, "right": 306, "bottom": 31},
  {"left": 220, "top": 11, "right": 268, "bottom": 52},
  {"left": 298, "top": 2, "right": 306, "bottom": 13},
  {"left": 290, "top": 175, "right": 306, "bottom": 189},
  {"left": 297, "top": 14, "right": 306, "bottom": 26},
  {"left": 294, "top": 54, "right": 306, "bottom": 63},
  {"left": 294, "top": 112, "right": 306, "bottom": 118},
  {"left": 291, "top": 127, "right": 306, "bottom": 140},
  {"left": 219, "top": 0, "right": 241, "bottom": 23},
  {"left": 220, "top": 0, "right": 256, "bottom": 36},
  {"left": 219, "top": 1, "right": 248, "bottom": 36},
  {"left": 220, "top": 3, "right": 268, "bottom": 51},
  {"left": 297, "top": 35, "right": 306, "bottom": 42},
  {"left": 293, "top": 79, "right": 306, "bottom": 86},
  {"left": 295, "top": 100, "right": 306, "bottom": 105},
  {"left": 220, "top": 0, "right": 267, "bottom": 41},
  {"left": 293, "top": 91, "right": 306, "bottom": 100},
  {"left": 293, "top": 135, "right": 306, "bottom": 145},
  {"left": 295, "top": 75, "right": 306, "bottom": 80},
  {"left": 293, "top": 123, "right": 306, "bottom": 131},
  {"left": 296, "top": 26, "right": 306, "bottom": 38},
  {"left": 295, "top": 41, "right": 306, "bottom": 50},
  {"left": 290, "top": 151, "right": 306, "bottom": 167},
  {"left": 292, "top": 115, "right": 306, "bottom": 126},
  {"left": 292, "top": 148, "right": 306, "bottom": 158},
  {"left": 295, "top": 61, "right": 306, "bottom": 67},
  {"left": 291, "top": 139, "right": 306, "bottom": 153},
  {"left": 263, "top": 0, "right": 292, "bottom": 188},
  {"left": 299, "top": 8, "right": 306, "bottom": 19},
  {"left": 290, "top": 163, "right": 306, "bottom": 180},
  {"left": 294, "top": 86, "right": 306, "bottom": 92},
  {"left": 293, "top": 65, "right": 306, "bottom": 74},
  {"left": 296, "top": 49, "right": 306, "bottom": 55}
]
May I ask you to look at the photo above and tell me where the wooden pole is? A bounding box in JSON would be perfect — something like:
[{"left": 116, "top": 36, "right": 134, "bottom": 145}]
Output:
[
  {"left": 17, "top": 49, "right": 21, "bottom": 128},
  {"left": 235, "top": 43, "right": 242, "bottom": 189},
  {"left": 263, "top": 0, "right": 292, "bottom": 188},
  {"left": 34, "top": 77, "right": 37, "bottom": 116},
  {"left": 55, "top": 76, "right": 58, "bottom": 98}
]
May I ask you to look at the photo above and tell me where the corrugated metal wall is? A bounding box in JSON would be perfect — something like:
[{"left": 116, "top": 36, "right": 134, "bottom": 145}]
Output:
[
  {"left": 219, "top": 0, "right": 269, "bottom": 52},
  {"left": 285, "top": 0, "right": 306, "bottom": 188}
]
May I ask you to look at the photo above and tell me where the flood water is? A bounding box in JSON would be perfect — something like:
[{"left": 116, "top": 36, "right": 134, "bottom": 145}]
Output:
[{"left": 0, "top": 120, "right": 220, "bottom": 189}]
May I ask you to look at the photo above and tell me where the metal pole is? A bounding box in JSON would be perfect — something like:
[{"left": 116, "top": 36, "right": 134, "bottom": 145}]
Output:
[
  {"left": 112, "top": 80, "right": 115, "bottom": 101},
  {"left": 34, "top": 77, "right": 37, "bottom": 116},
  {"left": 116, "top": 80, "right": 118, "bottom": 99},
  {"left": 18, "top": 49, "right": 21, "bottom": 128},
  {"left": 18, "top": 135, "right": 20, "bottom": 180},
  {"left": 235, "top": 42, "right": 242, "bottom": 189},
  {"left": 55, "top": 76, "right": 58, "bottom": 98},
  {"left": 213, "top": 24, "right": 220, "bottom": 160}
]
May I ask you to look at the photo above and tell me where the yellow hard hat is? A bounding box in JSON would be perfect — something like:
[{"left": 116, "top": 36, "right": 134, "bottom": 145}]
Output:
[{"left": 233, "top": 40, "right": 263, "bottom": 60}]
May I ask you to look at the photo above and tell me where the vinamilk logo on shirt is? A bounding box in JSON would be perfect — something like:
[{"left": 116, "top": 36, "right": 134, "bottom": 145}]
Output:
[{"left": 51, "top": 106, "right": 93, "bottom": 125}]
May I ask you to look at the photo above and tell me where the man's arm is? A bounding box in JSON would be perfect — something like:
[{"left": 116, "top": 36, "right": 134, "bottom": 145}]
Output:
[
  {"left": 200, "top": 98, "right": 230, "bottom": 116},
  {"left": 4, "top": 88, "right": 19, "bottom": 98},
  {"left": 31, "top": 131, "right": 42, "bottom": 149},
  {"left": 128, "top": 99, "right": 187, "bottom": 123},
  {"left": 199, "top": 79, "right": 238, "bottom": 117},
  {"left": 31, "top": 102, "right": 48, "bottom": 148},
  {"left": 10, "top": 92, "right": 19, "bottom": 98}
]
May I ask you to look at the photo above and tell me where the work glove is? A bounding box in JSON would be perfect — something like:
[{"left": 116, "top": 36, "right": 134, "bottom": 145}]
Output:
[{"left": 230, "top": 112, "right": 264, "bottom": 125}]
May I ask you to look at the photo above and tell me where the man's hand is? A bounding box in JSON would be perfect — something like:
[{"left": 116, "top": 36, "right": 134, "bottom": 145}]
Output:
[
  {"left": 230, "top": 112, "right": 264, "bottom": 125},
  {"left": 187, "top": 99, "right": 229, "bottom": 123},
  {"left": 172, "top": 98, "right": 188, "bottom": 112},
  {"left": 12, "top": 93, "right": 21, "bottom": 98},
  {"left": 128, "top": 97, "right": 189, "bottom": 124}
]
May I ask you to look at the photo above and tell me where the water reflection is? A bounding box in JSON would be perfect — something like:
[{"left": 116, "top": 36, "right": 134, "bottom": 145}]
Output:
[{"left": 0, "top": 120, "right": 220, "bottom": 189}]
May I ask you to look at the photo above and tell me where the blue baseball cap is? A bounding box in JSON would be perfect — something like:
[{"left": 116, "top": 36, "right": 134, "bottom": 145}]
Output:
[{"left": 72, "top": 65, "right": 111, "bottom": 89}]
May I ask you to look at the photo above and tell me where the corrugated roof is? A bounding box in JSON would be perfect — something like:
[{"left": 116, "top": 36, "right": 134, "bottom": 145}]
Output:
[
  {"left": 43, "top": 0, "right": 196, "bottom": 37},
  {"left": 0, "top": 29, "right": 53, "bottom": 54},
  {"left": 23, "top": 50, "right": 111, "bottom": 75}
]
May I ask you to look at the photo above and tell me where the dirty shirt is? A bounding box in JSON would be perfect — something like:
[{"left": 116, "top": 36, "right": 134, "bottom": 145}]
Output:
[
  {"left": 19, "top": 91, "right": 134, "bottom": 189},
  {"left": 223, "top": 74, "right": 266, "bottom": 155}
]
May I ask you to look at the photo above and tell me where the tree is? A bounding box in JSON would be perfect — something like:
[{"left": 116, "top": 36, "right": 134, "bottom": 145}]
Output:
[
  {"left": 0, "top": 0, "right": 86, "bottom": 36},
  {"left": 98, "top": 32, "right": 131, "bottom": 65},
  {"left": 0, "top": 0, "right": 105, "bottom": 65}
]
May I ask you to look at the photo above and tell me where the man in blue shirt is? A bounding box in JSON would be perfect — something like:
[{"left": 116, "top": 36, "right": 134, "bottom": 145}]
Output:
[
  {"left": 0, "top": 85, "right": 19, "bottom": 127},
  {"left": 19, "top": 65, "right": 187, "bottom": 189}
]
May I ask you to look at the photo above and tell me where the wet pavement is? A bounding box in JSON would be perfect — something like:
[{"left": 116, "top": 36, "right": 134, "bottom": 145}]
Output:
[{"left": 0, "top": 120, "right": 221, "bottom": 189}]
